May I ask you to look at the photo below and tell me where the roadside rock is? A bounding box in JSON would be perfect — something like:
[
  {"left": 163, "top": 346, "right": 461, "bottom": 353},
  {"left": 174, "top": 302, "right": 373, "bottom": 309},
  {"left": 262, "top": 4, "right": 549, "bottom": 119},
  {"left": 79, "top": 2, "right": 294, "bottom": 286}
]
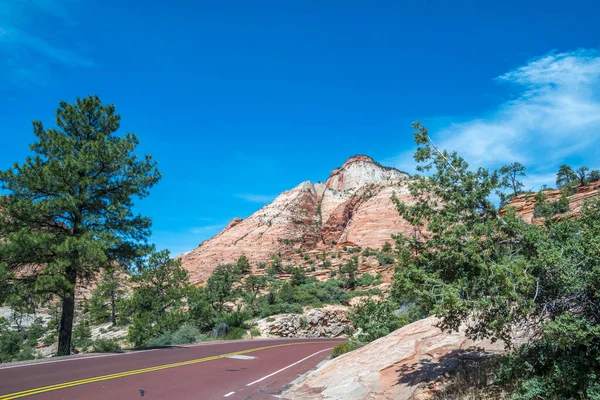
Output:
[
  {"left": 281, "top": 316, "right": 510, "bottom": 400},
  {"left": 256, "top": 305, "right": 350, "bottom": 338}
]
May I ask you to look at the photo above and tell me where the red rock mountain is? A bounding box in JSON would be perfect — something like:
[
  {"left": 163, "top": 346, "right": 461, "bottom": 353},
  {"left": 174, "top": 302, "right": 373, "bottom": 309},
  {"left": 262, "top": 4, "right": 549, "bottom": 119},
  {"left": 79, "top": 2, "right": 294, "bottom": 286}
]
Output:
[
  {"left": 505, "top": 180, "right": 600, "bottom": 223},
  {"left": 179, "top": 155, "right": 415, "bottom": 283}
]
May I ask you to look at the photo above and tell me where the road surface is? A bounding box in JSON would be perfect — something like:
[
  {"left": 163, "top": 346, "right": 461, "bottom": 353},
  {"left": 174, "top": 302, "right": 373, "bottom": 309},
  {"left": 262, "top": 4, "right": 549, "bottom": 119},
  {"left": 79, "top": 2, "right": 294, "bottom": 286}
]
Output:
[{"left": 0, "top": 338, "right": 343, "bottom": 399}]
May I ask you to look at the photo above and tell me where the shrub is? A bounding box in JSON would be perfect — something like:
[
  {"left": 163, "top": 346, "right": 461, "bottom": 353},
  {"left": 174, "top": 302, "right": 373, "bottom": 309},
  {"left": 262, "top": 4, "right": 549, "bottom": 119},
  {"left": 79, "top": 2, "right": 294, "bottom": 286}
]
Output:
[
  {"left": 290, "top": 267, "right": 307, "bottom": 286},
  {"left": 91, "top": 338, "right": 122, "bottom": 353},
  {"left": 357, "top": 273, "right": 375, "bottom": 287},
  {"left": 148, "top": 332, "right": 173, "bottom": 347},
  {"left": 361, "top": 247, "right": 376, "bottom": 257},
  {"left": 171, "top": 324, "right": 201, "bottom": 345},
  {"left": 250, "top": 327, "right": 261, "bottom": 337},
  {"left": 376, "top": 252, "right": 395, "bottom": 266},
  {"left": 349, "top": 299, "right": 405, "bottom": 343},
  {"left": 222, "top": 327, "right": 246, "bottom": 340},
  {"left": 331, "top": 341, "right": 361, "bottom": 358},
  {"left": 72, "top": 320, "right": 93, "bottom": 351},
  {"left": 218, "top": 310, "right": 251, "bottom": 329}
]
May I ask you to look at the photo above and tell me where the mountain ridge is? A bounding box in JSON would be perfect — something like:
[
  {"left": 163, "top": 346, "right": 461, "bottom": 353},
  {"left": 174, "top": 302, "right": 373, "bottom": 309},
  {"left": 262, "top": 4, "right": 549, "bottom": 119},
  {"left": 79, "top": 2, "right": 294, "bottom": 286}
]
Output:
[{"left": 179, "top": 155, "right": 413, "bottom": 283}]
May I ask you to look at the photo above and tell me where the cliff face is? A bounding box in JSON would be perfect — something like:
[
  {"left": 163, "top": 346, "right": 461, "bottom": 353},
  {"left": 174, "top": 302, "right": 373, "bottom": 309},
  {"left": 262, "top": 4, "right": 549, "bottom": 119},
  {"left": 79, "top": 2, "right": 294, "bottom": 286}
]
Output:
[
  {"left": 179, "top": 155, "right": 412, "bottom": 283},
  {"left": 505, "top": 181, "right": 600, "bottom": 224}
]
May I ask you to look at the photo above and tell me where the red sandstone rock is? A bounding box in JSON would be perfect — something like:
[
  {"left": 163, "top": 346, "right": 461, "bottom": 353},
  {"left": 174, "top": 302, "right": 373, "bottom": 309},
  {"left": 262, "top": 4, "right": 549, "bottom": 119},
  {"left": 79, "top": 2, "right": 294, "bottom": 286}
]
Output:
[
  {"left": 179, "top": 156, "right": 412, "bottom": 284},
  {"left": 504, "top": 181, "right": 600, "bottom": 224}
]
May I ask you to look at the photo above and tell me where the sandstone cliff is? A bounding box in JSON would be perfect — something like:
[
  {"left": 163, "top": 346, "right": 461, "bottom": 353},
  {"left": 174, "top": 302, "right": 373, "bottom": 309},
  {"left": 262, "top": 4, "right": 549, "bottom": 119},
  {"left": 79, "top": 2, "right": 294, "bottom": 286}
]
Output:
[
  {"left": 505, "top": 181, "right": 600, "bottom": 223},
  {"left": 179, "top": 155, "right": 413, "bottom": 283}
]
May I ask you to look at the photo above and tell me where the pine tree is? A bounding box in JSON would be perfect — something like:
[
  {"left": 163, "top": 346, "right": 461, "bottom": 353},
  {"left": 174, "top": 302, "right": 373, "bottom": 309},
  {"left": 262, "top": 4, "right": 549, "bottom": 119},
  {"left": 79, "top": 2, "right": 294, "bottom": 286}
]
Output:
[
  {"left": 391, "top": 122, "right": 600, "bottom": 397},
  {"left": 0, "top": 96, "right": 160, "bottom": 356},
  {"left": 556, "top": 164, "right": 576, "bottom": 187},
  {"left": 126, "top": 250, "right": 189, "bottom": 348},
  {"left": 576, "top": 166, "right": 589, "bottom": 186},
  {"left": 499, "top": 161, "right": 526, "bottom": 202},
  {"left": 89, "top": 265, "right": 127, "bottom": 325}
]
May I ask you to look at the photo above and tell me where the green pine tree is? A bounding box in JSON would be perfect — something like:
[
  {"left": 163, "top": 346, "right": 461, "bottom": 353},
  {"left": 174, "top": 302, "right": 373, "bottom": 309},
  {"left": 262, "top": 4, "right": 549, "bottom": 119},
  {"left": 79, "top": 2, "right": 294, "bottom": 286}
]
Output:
[
  {"left": 0, "top": 96, "right": 161, "bottom": 356},
  {"left": 125, "top": 250, "right": 189, "bottom": 348}
]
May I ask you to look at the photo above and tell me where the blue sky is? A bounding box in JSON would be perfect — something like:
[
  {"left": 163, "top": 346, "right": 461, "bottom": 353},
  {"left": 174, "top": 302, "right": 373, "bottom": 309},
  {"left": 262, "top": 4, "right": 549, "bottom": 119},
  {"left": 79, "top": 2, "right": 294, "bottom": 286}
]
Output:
[{"left": 1, "top": 0, "right": 599, "bottom": 255}]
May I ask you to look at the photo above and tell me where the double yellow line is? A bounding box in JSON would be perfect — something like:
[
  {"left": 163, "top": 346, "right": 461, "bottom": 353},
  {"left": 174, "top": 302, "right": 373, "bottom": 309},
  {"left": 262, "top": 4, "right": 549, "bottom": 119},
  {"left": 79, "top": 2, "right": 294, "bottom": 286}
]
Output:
[{"left": 0, "top": 341, "right": 324, "bottom": 399}]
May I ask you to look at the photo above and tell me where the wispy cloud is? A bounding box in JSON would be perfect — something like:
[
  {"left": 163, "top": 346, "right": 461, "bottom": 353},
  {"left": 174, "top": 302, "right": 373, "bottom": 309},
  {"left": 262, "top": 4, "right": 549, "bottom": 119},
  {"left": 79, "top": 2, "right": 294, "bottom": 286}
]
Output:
[
  {"left": 237, "top": 193, "right": 278, "bottom": 203},
  {"left": 388, "top": 49, "right": 600, "bottom": 188},
  {"left": 0, "top": 0, "right": 92, "bottom": 86}
]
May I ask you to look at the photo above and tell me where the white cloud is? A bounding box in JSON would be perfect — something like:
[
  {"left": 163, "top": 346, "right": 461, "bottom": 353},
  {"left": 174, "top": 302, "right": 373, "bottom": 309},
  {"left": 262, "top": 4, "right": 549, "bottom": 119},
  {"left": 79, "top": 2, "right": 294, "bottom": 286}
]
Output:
[
  {"left": 237, "top": 193, "right": 278, "bottom": 203},
  {"left": 389, "top": 49, "right": 600, "bottom": 187}
]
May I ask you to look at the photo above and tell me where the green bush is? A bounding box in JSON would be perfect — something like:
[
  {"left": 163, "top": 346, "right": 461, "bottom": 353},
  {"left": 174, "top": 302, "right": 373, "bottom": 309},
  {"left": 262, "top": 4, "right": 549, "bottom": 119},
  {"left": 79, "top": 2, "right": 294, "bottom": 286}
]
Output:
[
  {"left": 349, "top": 299, "right": 405, "bottom": 342},
  {"left": 250, "top": 327, "right": 261, "bottom": 337},
  {"left": 331, "top": 341, "right": 361, "bottom": 358},
  {"left": 72, "top": 320, "right": 93, "bottom": 351},
  {"left": 148, "top": 332, "right": 173, "bottom": 347},
  {"left": 171, "top": 323, "right": 201, "bottom": 344},
  {"left": 222, "top": 327, "right": 246, "bottom": 340},
  {"left": 218, "top": 310, "right": 251, "bottom": 329},
  {"left": 496, "top": 316, "right": 600, "bottom": 399},
  {"left": 357, "top": 273, "right": 375, "bottom": 287},
  {"left": 376, "top": 252, "right": 395, "bottom": 266},
  {"left": 361, "top": 247, "right": 376, "bottom": 257},
  {"left": 91, "top": 338, "right": 122, "bottom": 353}
]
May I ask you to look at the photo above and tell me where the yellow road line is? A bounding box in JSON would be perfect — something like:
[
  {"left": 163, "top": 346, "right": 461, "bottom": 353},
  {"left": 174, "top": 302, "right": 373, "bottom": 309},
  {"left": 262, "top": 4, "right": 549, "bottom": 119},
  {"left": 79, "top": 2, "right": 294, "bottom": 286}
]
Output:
[{"left": 0, "top": 341, "right": 327, "bottom": 399}]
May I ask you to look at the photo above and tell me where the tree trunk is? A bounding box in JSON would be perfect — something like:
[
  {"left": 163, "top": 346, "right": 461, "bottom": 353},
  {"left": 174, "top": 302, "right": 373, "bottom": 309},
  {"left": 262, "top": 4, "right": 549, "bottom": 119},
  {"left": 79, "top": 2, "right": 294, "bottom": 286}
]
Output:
[
  {"left": 110, "top": 289, "right": 116, "bottom": 326},
  {"left": 57, "top": 269, "right": 77, "bottom": 356}
]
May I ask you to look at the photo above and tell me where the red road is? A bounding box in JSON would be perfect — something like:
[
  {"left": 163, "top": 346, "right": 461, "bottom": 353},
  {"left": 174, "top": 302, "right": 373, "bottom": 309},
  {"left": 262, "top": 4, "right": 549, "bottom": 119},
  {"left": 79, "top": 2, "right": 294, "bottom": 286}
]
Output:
[{"left": 0, "top": 338, "right": 342, "bottom": 400}]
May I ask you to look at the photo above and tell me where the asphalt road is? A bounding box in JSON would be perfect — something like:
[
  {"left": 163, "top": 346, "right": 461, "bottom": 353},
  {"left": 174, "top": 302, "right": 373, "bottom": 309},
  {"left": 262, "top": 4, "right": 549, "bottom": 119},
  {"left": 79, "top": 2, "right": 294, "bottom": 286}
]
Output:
[{"left": 0, "top": 338, "right": 343, "bottom": 400}]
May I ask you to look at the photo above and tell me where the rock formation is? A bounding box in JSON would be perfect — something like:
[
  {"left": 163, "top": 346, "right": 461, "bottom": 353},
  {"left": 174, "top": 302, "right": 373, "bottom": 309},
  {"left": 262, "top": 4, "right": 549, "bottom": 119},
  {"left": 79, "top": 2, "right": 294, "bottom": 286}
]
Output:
[
  {"left": 505, "top": 181, "right": 600, "bottom": 223},
  {"left": 256, "top": 305, "right": 350, "bottom": 338},
  {"left": 281, "top": 316, "right": 513, "bottom": 400},
  {"left": 179, "top": 155, "right": 413, "bottom": 283}
]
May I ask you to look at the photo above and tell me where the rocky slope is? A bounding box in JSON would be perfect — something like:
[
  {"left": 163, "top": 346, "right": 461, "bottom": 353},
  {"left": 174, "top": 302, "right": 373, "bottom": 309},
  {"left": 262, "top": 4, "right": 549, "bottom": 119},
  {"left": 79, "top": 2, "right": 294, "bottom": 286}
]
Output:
[
  {"left": 256, "top": 305, "right": 350, "bottom": 338},
  {"left": 505, "top": 180, "right": 600, "bottom": 223},
  {"left": 281, "top": 316, "right": 514, "bottom": 400},
  {"left": 180, "top": 155, "right": 413, "bottom": 283}
]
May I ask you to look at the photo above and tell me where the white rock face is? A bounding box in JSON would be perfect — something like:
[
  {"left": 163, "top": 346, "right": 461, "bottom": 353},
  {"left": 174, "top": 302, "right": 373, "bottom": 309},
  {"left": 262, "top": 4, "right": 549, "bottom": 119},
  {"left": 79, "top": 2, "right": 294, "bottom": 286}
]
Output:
[
  {"left": 326, "top": 156, "right": 407, "bottom": 192},
  {"left": 179, "top": 155, "right": 412, "bottom": 283}
]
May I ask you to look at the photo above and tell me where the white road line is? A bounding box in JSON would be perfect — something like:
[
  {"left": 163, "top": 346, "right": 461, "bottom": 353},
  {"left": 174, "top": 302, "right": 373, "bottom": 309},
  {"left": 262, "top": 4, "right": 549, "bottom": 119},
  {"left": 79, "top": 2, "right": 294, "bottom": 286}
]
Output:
[
  {"left": 245, "top": 347, "right": 332, "bottom": 387},
  {"left": 227, "top": 355, "right": 256, "bottom": 360},
  {"left": 223, "top": 391, "right": 236, "bottom": 397}
]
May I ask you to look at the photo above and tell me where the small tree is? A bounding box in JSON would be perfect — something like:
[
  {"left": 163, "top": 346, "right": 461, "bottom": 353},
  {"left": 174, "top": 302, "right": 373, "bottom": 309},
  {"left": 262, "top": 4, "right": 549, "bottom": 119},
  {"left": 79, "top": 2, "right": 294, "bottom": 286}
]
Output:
[
  {"left": 206, "top": 264, "right": 239, "bottom": 312},
  {"left": 89, "top": 265, "right": 126, "bottom": 325},
  {"left": 589, "top": 169, "right": 600, "bottom": 183},
  {"left": 126, "top": 250, "right": 188, "bottom": 348},
  {"left": 499, "top": 161, "right": 526, "bottom": 202},
  {"left": 556, "top": 164, "right": 576, "bottom": 187},
  {"left": 235, "top": 254, "right": 251, "bottom": 274},
  {"left": 0, "top": 96, "right": 160, "bottom": 355},
  {"left": 186, "top": 286, "right": 215, "bottom": 333},
  {"left": 241, "top": 275, "right": 267, "bottom": 313},
  {"left": 349, "top": 298, "right": 404, "bottom": 342},
  {"left": 290, "top": 267, "right": 307, "bottom": 287},
  {"left": 575, "top": 166, "right": 589, "bottom": 186},
  {"left": 338, "top": 256, "right": 358, "bottom": 289},
  {"left": 381, "top": 242, "right": 393, "bottom": 253}
]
